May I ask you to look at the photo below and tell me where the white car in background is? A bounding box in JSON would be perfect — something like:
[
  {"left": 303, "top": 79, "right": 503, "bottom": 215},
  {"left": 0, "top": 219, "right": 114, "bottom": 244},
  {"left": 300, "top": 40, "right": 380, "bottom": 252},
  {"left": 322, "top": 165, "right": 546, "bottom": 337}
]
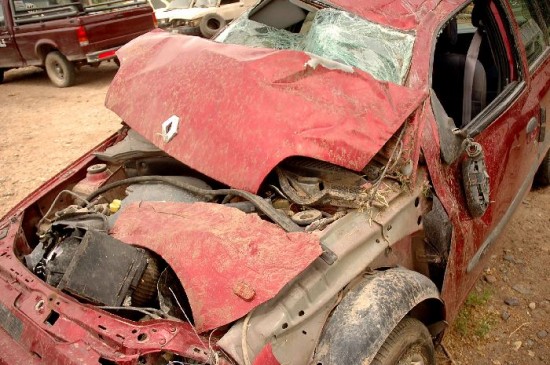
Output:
[{"left": 153, "top": 0, "right": 257, "bottom": 38}]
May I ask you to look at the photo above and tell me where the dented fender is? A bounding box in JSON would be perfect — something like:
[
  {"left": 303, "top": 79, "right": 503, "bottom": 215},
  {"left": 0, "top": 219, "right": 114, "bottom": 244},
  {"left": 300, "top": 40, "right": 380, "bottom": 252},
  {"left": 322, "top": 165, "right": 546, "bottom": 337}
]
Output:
[{"left": 312, "top": 267, "right": 442, "bottom": 365}]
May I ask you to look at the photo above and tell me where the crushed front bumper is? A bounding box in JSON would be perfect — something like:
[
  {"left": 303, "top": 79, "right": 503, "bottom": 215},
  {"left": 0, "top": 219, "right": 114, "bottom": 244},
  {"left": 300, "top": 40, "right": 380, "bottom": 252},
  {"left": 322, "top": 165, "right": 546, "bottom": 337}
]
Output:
[{"left": 0, "top": 138, "right": 232, "bottom": 365}]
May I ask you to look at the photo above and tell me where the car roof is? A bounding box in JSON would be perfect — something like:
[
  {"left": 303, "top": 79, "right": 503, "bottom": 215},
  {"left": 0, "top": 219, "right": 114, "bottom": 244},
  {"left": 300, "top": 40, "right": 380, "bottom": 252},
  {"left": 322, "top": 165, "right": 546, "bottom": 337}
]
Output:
[{"left": 327, "top": 0, "right": 467, "bottom": 30}]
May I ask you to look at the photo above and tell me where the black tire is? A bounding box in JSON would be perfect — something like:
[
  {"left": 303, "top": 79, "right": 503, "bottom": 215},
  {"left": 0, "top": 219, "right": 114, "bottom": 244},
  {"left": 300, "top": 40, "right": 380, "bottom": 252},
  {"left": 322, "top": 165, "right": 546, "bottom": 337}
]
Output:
[
  {"left": 44, "top": 51, "right": 76, "bottom": 87},
  {"left": 199, "top": 13, "right": 226, "bottom": 38},
  {"left": 372, "top": 317, "right": 435, "bottom": 365},
  {"left": 535, "top": 150, "right": 550, "bottom": 186}
]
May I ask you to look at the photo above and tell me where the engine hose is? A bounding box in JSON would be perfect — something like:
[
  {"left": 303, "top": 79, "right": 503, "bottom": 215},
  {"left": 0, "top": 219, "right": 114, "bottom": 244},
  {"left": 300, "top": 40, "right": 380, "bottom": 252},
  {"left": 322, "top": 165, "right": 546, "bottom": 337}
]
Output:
[
  {"left": 85, "top": 176, "right": 302, "bottom": 233},
  {"left": 276, "top": 168, "right": 327, "bottom": 206}
]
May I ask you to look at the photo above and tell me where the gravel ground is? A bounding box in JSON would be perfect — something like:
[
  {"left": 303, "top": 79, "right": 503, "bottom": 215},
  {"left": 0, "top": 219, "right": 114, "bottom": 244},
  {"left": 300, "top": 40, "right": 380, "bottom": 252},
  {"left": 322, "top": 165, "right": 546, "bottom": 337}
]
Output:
[{"left": 1, "top": 64, "right": 548, "bottom": 365}]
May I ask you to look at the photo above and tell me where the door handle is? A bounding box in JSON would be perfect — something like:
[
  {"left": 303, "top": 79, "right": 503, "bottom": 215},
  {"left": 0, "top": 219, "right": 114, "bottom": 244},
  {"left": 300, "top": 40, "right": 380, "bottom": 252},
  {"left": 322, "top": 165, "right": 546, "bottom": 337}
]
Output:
[{"left": 526, "top": 117, "right": 538, "bottom": 134}]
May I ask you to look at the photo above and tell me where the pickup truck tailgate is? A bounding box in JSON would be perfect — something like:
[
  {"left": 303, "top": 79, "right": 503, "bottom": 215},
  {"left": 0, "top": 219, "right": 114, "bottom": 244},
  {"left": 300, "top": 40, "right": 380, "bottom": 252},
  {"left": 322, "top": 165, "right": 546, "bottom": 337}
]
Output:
[{"left": 80, "top": 6, "right": 155, "bottom": 50}]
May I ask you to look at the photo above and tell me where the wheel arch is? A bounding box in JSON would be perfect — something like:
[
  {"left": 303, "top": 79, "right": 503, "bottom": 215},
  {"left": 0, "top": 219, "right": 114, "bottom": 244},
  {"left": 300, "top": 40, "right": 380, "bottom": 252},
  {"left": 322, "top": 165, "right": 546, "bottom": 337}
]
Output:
[
  {"left": 312, "top": 267, "right": 445, "bottom": 365},
  {"left": 35, "top": 40, "right": 59, "bottom": 63}
]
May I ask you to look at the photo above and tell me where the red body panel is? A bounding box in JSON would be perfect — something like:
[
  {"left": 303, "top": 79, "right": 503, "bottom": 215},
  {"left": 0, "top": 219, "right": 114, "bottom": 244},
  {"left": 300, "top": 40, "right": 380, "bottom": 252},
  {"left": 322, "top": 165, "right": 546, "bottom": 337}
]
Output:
[
  {"left": 417, "top": 0, "right": 550, "bottom": 322},
  {"left": 0, "top": 142, "right": 232, "bottom": 365},
  {"left": 111, "top": 202, "right": 323, "bottom": 332},
  {"left": 252, "top": 344, "right": 281, "bottom": 365},
  {"left": 327, "top": 0, "right": 454, "bottom": 30},
  {"left": 1, "top": 0, "right": 550, "bottom": 363},
  {"left": 107, "top": 31, "right": 426, "bottom": 193}
]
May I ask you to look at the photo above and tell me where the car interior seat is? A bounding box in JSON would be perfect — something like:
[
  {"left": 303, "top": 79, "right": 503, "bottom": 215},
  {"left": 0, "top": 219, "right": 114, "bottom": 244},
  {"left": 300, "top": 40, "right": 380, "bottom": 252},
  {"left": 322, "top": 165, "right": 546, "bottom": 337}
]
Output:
[{"left": 432, "top": 16, "right": 487, "bottom": 128}]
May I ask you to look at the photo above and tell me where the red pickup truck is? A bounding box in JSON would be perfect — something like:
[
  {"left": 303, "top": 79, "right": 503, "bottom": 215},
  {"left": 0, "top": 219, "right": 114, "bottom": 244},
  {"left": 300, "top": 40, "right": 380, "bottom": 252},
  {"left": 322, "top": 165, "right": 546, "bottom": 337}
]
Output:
[{"left": 0, "top": 0, "right": 157, "bottom": 87}]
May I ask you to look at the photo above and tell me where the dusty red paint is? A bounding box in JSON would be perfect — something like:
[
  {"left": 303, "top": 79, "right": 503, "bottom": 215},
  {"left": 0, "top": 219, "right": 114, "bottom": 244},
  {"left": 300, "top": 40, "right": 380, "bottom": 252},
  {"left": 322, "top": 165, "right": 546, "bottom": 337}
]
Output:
[
  {"left": 418, "top": 0, "right": 550, "bottom": 323},
  {"left": 106, "top": 31, "right": 427, "bottom": 193},
  {"left": 327, "top": 0, "right": 445, "bottom": 30},
  {"left": 253, "top": 344, "right": 281, "bottom": 365},
  {"left": 111, "top": 202, "right": 322, "bottom": 332},
  {"left": 1, "top": 1, "right": 550, "bottom": 364},
  {"left": 0, "top": 214, "right": 233, "bottom": 365}
]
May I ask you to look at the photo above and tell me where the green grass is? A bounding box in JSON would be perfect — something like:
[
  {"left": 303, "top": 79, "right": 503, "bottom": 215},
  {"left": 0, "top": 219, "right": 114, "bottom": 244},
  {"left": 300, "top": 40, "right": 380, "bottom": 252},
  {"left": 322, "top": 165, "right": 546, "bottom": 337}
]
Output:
[
  {"left": 465, "top": 289, "right": 492, "bottom": 306},
  {"left": 454, "top": 289, "right": 495, "bottom": 339}
]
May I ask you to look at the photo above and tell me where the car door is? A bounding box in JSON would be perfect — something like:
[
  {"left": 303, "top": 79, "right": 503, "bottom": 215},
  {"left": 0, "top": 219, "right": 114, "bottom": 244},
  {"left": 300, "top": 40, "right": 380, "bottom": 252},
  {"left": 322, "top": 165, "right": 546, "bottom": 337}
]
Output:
[
  {"left": 0, "top": 0, "right": 23, "bottom": 68},
  {"left": 427, "top": 0, "right": 544, "bottom": 312},
  {"left": 514, "top": 0, "right": 550, "bottom": 150}
]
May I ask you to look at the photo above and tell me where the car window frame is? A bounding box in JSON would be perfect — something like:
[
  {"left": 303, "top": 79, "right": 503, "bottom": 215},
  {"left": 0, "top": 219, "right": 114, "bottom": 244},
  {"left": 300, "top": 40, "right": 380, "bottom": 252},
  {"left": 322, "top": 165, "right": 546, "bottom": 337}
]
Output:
[
  {"left": 429, "top": 0, "right": 527, "bottom": 141},
  {"left": 463, "top": 0, "right": 528, "bottom": 136},
  {"left": 508, "top": 0, "right": 550, "bottom": 73}
]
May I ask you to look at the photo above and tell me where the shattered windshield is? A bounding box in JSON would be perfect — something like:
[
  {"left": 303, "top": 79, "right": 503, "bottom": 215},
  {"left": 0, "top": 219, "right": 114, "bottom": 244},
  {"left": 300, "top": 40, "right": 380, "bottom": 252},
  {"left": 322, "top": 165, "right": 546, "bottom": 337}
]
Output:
[{"left": 216, "top": 7, "right": 415, "bottom": 85}]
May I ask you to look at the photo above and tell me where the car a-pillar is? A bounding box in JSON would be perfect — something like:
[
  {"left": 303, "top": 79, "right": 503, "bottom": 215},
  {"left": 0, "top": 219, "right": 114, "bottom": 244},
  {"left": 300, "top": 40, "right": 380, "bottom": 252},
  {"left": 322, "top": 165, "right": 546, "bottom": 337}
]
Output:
[{"left": 312, "top": 268, "right": 445, "bottom": 365}]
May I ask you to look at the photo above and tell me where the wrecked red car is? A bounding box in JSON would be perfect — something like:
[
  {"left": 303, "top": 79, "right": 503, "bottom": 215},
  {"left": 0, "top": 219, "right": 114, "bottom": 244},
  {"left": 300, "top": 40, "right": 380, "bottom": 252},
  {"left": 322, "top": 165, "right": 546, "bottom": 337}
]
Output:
[{"left": 1, "top": 0, "right": 549, "bottom": 364}]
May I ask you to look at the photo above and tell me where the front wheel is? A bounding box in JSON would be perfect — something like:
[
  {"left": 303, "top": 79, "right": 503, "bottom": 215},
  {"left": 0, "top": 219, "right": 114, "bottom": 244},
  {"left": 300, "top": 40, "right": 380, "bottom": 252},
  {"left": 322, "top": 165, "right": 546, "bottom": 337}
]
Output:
[
  {"left": 372, "top": 317, "right": 435, "bottom": 365},
  {"left": 44, "top": 51, "right": 76, "bottom": 87},
  {"left": 535, "top": 150, "right": 550, "bottom": 186}
]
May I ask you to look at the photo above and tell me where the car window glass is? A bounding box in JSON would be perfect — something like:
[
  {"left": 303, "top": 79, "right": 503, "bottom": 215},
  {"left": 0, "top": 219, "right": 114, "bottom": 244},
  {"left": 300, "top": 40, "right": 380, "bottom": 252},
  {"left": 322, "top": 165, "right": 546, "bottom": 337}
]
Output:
[
  {"left": 509, "top": 0, "right": 545, "bottom": 64},
  {"left": 432, "top": 1, "right": 516, "bottom": 129},
  {"left": 11, "top": 0, "right": 78, "bottom": 25}
]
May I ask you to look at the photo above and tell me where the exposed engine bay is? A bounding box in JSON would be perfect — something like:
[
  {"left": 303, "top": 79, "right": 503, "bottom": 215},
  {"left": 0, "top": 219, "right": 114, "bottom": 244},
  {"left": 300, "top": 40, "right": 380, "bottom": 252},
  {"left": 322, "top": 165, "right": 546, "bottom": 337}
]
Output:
[{"left": 15, "top": 125, "right": 411, "bottom": 363}]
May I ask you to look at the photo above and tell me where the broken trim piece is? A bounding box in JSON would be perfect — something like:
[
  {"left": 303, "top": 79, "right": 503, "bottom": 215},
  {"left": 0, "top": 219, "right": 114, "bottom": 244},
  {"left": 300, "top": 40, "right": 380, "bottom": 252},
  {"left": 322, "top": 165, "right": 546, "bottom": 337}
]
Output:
[{"left": 304, "top": 53, "right": 354, "bottom": 73}]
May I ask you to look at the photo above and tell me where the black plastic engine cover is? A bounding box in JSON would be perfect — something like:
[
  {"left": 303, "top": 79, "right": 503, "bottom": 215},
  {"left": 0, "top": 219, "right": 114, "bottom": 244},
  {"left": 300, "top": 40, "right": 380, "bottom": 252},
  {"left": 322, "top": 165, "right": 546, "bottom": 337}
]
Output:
[{"left": 57, "top": 230, "right": 148, "bottom": 306}]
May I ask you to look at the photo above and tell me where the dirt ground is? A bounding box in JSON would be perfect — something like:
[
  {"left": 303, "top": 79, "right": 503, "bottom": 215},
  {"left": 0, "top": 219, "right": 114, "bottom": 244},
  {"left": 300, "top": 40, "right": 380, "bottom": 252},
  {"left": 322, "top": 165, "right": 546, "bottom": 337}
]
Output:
[{"left": 1, "top": 64, "right": 549, "bottom": 365}]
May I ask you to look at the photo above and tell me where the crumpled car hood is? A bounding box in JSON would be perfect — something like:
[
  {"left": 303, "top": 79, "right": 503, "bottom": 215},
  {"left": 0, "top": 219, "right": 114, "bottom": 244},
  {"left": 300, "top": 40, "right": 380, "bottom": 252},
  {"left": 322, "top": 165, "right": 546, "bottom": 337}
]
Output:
[
  {"left": 106, "top": 31, "right": 426, "bottom": 193},
  {"left": 111, "top": 202, "right": 322, "bottom": 332}
]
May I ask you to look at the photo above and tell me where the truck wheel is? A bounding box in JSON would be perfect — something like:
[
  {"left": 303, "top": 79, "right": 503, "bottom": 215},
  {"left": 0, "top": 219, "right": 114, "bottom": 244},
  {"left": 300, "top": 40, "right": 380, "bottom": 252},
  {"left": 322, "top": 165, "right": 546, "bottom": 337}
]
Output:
[
  {"left": 45, "top": 51, "right": 76, "bottom": 87},
  {"left": 199, "top": 13, "right": 226, "bottom": 38},
  {"left": 371, "top": 317, "right": 435, "bottom": 365},
  {"left": 535, "top": 150, "right": 550, "bottom": 186}
]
